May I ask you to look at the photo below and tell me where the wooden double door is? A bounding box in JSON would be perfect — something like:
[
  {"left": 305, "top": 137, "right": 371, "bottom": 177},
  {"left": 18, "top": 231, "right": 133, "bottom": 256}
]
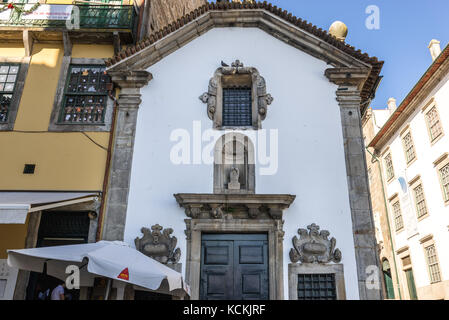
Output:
[{"left": 200, "top": 234, "right": 269, "bottom": 300}]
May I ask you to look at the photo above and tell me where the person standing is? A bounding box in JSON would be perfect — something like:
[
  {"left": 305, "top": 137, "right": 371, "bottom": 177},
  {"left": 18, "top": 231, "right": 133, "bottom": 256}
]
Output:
[{"left": 50, "top": 282, "right": 66, "bottom": 300}]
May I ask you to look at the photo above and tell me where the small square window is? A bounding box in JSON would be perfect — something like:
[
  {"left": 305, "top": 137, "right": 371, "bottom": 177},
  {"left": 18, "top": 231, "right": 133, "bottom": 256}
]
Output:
[
  {"left": 23, "top": 164, "right": 36, "bottom": 174},
  {"left": 297, "top": 273, "right": 336, "bottom": 300}
]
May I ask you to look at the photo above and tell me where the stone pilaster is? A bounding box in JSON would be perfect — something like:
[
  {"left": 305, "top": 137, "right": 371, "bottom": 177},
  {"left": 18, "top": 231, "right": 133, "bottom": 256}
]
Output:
[
  {"left": 101, "top": 70, "right": 153, "bottom": 241},
  {"left": 326, "top": 67, "right": 383, "bottom": 300}
]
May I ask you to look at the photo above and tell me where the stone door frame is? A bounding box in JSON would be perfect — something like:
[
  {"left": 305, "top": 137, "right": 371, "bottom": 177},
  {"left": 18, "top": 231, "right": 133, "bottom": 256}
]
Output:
[{"left": 184, "top": 218, "right": 285, "bottom": 300}]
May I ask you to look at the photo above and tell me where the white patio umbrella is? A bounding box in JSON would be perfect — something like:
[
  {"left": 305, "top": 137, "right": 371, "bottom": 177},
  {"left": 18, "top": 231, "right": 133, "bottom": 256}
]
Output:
[{"left": 7, "top": 241, "right": 188, "bottom": 297}]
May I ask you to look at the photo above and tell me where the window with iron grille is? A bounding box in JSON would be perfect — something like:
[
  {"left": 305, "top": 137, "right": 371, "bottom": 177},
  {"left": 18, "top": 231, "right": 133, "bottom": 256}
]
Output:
[
  {"left": 402, "top": 132, "right": 416, "bottom": 163},
  {"left": 297, "top": 274, "right": 336, "bottom": 300},
  {"left": 384, "top": 153, "right": 395, "bottom": 181},
  {"left": 413, "top": 184, "right": 428, "bottom": 218},
  {"left": 439, "top": 163, "right": 449, "bottom": 202},
  {"left": 425, "top": 244, "right": 441, "bottom": 283},
  {"left": 222, "top": 87, "right": 252, "bottom": 127},
  {"left": 0, "top": 64, "right": 20, "bottom": 123},
  {"left": 426, "top": 107, "right": 443, "bottom": 142},
  {"left": 392, "top": 201, "right": 404, "bottom": 232},
  {"left": 59, "top": 65, "right": 110, "bottom": 124}
]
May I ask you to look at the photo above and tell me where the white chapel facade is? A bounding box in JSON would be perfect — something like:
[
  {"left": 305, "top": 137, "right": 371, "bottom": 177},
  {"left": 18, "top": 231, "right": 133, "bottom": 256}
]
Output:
[{"left": 101, "top": 2, "right": 384, "bottom": 300}]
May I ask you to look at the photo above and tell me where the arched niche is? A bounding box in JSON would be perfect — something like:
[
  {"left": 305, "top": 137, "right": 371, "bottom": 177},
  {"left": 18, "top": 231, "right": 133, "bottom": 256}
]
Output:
[{"left": 213, "top": 132, "right": 255, "bottom": 194}]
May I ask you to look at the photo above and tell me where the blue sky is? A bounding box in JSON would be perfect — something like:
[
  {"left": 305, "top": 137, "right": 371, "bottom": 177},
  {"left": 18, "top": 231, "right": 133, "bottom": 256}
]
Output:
[{"left": 268, "top": 0, "right": 449, "bottom": 109}]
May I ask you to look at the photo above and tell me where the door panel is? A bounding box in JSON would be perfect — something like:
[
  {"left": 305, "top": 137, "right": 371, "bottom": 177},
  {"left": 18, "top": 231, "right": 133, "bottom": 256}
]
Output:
[
  {"left": 200, "top": 234, "right": 268, "bottom": 300},
  {"left": 405, "top": 269, "right": 418, "bottom": 300},
  {"left": 200, "top": 240, "right": 234, "bottom": 300},
  {"left": 234, "top": 240, "right": 268, "bottom": 300}
]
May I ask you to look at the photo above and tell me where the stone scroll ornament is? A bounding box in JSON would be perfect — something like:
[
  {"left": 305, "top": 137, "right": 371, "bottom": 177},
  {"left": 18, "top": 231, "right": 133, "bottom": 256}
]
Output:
[
  {"left": 135, "top": 224, "right": 181, "bottom": 264},
  {"left": 289, "top": 223, "right": 342, "bottom": 264},
  {"left": 198, "top": 60, "right": 273, "bottom": 125}
]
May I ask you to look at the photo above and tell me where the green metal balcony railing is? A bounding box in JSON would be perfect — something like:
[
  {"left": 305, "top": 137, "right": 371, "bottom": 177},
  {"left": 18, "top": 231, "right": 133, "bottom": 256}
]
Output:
[{"left": 0, "top": 4, "right": 137, "bottom": 31}]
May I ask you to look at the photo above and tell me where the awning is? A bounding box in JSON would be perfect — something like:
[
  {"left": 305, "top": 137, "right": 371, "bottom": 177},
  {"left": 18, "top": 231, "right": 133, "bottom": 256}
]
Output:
[
  {"left": 7, "top": 241, "right": 188, "bottom": 295},
  {"left": 0, "top": 192, "right": 99, "bottom": 224}
]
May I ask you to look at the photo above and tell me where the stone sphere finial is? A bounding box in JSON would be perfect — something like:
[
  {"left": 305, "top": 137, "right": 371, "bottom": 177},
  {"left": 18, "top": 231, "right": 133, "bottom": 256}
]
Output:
[{"left": 329, "top": 21, "right": 348, "bottom": 41}]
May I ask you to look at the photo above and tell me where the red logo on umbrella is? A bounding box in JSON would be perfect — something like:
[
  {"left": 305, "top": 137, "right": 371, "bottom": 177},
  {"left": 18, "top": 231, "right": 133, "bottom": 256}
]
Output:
[{"left": 117, "top": 268, "right": 129, "bottom": 280}]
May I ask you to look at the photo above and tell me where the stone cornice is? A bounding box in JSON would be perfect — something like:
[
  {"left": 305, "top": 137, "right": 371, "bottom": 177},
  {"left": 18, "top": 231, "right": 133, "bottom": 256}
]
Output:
[
  {"left": 108, "top": 70, "right": 153, "bottom": 89},
  {"left": 174, "top": 193, "right": 296, "bottom": 220},
  {"left": 325, "top": 67, "right": 371, "bottom": 91},
  {"left": 107, "top": 10, "right": 371, "bottom": 72},
  {"left": 174, "top": 193, "right": 295, "bottom": 206}
]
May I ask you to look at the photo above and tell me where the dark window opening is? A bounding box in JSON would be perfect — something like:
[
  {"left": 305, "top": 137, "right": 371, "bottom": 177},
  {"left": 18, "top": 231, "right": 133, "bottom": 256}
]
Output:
[
  {"left": 222, "top": 87, "right": 252, "bottom": 127},
  {"left": 23, "top": 164, "right": 36, "bottom": 174},
  {"left": 297, "top": 273, "right": 337, "bottom": 300}
]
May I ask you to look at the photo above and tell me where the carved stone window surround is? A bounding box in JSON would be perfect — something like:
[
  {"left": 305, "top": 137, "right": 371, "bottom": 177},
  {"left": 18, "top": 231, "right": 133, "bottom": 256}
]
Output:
[{"left": 199, "top": 60, "right": 273, "bottom": 130}]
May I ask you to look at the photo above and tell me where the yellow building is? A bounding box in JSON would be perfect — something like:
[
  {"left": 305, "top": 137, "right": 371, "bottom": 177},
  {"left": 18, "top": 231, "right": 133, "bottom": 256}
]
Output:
[{"left": 0, "top": 0, "right": 205, "bottom": 300}]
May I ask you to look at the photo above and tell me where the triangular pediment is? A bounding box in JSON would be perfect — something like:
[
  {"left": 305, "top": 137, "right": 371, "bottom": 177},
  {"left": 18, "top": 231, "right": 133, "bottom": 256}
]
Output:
[{"left": 106, "top": 3, "right": 383, "bottom": 103}]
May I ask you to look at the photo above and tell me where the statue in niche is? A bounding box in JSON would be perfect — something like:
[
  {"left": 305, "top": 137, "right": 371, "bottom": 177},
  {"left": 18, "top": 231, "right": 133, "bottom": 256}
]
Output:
[
  {"left": 135, "top": 224, "right": 181, "bottom": 264},
  {"left": 227, "top": 167, "right": 241, "bottom": 190}
]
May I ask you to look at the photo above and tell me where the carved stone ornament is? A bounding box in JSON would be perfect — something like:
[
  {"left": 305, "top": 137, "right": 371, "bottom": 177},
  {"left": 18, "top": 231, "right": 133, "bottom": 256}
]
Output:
[
  {"left": 289, "top": 223, "right": 342, "bottom": 264},
  {"left": 135, "top": 224, "right": 181, "bottom": 264},
  {"left": 175, "top": 194, "right": 296, "bottom": 221},
  {"left": 199, "top": 60, "right": 273, "bottom": 129}
]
